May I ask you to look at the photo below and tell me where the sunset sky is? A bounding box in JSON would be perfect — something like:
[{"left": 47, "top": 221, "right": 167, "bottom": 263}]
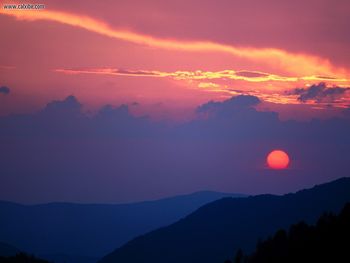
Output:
[
  {"left": 1, "top": 0, "right": 350, "bottom": 119},
  {"left": 1, "top": 0, "right": 350, "bottom": 203}
]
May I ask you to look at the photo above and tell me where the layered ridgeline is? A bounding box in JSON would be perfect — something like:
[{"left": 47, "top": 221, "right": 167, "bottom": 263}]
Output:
[
  {"left": 0, "top": 191, "right": 244, "bottom": 263},
  {"left": 99, "top": 177, "right": 350, "bottom": 263}
]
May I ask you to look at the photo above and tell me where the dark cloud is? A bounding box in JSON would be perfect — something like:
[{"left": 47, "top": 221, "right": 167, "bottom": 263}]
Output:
[
  {"left": 315, "top": 76, "right": 338, "bottom": 80},
  {"left": 197, "top": 95, "right": 260, "bottom": 117},
  {"left": 235, "top": 71, "right": 268, "bottom": 78},
  {"left": 0, "top": 86, "right": 10, "bottom": 95},
  {"left": 181, "top": 95, "right": 281, "bottom": 141},
  {"left": 40, "top": 95, "right": 82, "bottom": 116},
  {"left": 116, "top": 69, "right": 158, "bottom": 76},
  {"left": 288, "top": 82, "right": 350, "bottom": 102},
  {"left": 0, "top": 95, "right": 156, "bottom": 138}
]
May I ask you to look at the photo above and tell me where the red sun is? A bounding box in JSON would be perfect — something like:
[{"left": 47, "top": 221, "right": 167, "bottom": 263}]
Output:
[{"left": 267, "top": 150, "right": 290, "bottom": 169}]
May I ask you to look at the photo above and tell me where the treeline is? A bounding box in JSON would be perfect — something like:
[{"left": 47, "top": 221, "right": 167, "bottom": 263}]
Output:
[
  {"left": 225, "top": 202, "right": 350, "bottom": 263},
  {"left": 0, "top": 253, "right": 50, "bottom": 263}
]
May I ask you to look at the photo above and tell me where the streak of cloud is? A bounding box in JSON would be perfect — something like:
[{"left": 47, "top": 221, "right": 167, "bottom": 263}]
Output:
[
  {"left": 0, "top": 65, "right": 15, "bottom": 70},
  {"left": 0, "top": 8, "right": 348, "bottom": 77},
  {"left": 55, "top": 67, "right": 350, "bottom": 84}
]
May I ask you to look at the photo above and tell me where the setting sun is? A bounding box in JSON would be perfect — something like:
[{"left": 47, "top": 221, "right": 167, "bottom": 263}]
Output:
[{"left": 267, "top": 150, "right": 290, "bottom": 169}]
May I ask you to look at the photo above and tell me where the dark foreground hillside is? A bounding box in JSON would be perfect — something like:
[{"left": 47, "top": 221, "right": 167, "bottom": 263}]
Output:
[
  {"left": 99, "top": 177, "right": 350, "bottom": 263},
  {"left": 0, "top": 242, "right": 20, "bottom": 258},
  {"left": 228, "top": 202, "right": 350, "bottom": 263},
  {"left": 0, "top": 253, "right": 50, "bottom": 263}
]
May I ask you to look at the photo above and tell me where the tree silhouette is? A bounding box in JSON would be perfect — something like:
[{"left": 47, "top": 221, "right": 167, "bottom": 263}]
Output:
[
  {"left": 234, "top": 248, "right": 243, "bottom": 263},
  {"left": 0, "top": 252, "right": 50, "bottom": 263},
  {"left": 235, "top": 202, "right": 350, "bottom": 263}
]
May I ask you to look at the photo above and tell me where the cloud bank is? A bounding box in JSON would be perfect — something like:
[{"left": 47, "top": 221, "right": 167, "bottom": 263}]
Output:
[{"left": 1, "top": 95, "right": 350, "bottom": 203}]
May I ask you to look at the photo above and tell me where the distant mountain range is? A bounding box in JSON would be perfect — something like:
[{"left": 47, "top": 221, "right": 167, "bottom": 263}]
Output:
[
  {"left": 0, "top": 191, "right": 244, "bottom": 262},
  {"left": 99, "top": 177, "right": 350, "bottom": 263}
]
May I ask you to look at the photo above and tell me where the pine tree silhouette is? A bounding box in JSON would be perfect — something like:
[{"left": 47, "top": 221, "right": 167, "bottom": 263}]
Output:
[{"left": 235, "top": 202, "right": 350, "bottom": 263}]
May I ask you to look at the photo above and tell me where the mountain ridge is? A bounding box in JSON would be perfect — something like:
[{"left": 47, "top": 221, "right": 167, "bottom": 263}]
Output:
[
  {"left": 0, "top": 191, "right": 244, "bottom": 262},
  {"left": 99, "top": 177, "right": 350, "bottom": 263}
]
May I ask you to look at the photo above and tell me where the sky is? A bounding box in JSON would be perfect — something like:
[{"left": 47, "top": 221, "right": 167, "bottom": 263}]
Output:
[{"left": 0, "top": 0, "right": 350, "bottom": 203}]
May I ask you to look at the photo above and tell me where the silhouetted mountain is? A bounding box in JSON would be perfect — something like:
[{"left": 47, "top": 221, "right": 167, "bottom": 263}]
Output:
[
  {"left": 39, "top": 253, "right": 98, "bottom": 263},
  {"left": 0, "top": 242, "right": 20, "bottom": 257},
  {"left": 0, "top": 252, "right": 50, "bottom": 263},
  {"left": 99, "top": 177, "right": 350, "bottom": 263},
  {"left": 0, "top": 191, "right": 243, "bottom": 262},
  {"left": 237, "top": 202, "right": 350, "bottom": 263}
]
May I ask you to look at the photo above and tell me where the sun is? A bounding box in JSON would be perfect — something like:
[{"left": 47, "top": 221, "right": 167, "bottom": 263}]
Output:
[{"left": 267, "top": 150, "right": 290, "bottom": 169}]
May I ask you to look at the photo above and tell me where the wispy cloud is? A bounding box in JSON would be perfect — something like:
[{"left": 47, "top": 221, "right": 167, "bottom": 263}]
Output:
[
  {"left": 55, "top": 68, "right": 167, "bottom": 78},
  {"left": 1, "top": 8, "right": 348, "bottom": 77},
  {"left": 55, "top": 67, "right": 350, "bottom": 108},
  {"left": 0, "top": 65, "right": 15, "bottom": 70},
  {"left": 55, "top": 67, "right": 350, "bottom": 83}
]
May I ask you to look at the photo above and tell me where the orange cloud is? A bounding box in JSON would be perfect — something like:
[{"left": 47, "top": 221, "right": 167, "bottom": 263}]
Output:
[
  {"left": 55, "top": 67, "right": 350, "bottom": 108},
  {"left": 55, "top": 67, "right": 350, "bottom": 84},
  {"left": 1, "top": 8, "right": 349, "bottom": 78}
]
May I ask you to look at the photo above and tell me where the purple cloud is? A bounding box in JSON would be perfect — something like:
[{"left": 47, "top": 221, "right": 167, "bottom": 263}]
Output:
[
  {"left": 288, "top": 83, "right": 350, "bottom": 102},
  {"left": 0, "top": 86, "right": 10, "bottom": 95}
]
